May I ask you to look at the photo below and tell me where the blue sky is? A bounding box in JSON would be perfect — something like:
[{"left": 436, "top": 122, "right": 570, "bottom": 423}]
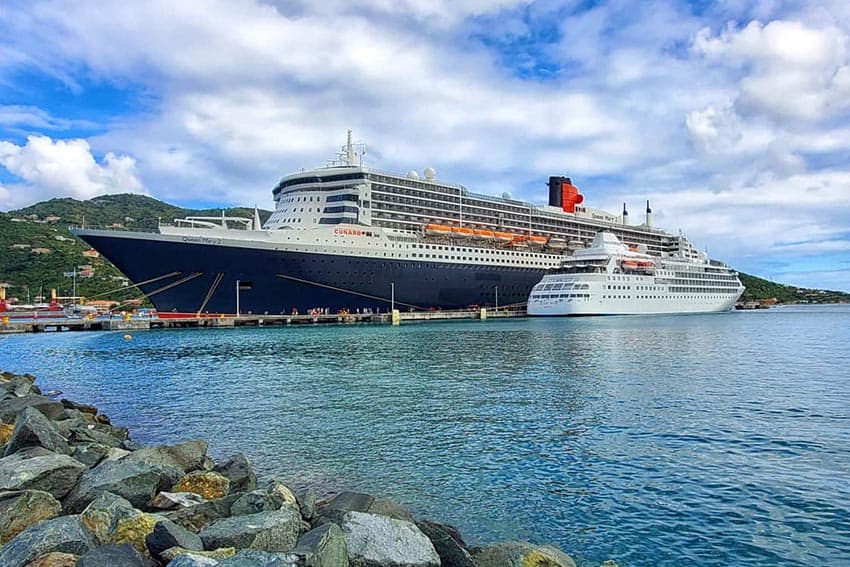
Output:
[{"left": 1, "top": 0, "right": 849, "bottom": 291}]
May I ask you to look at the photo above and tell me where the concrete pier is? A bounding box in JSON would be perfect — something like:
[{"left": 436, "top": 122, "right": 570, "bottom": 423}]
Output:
[{"left": 0, "top": 308, "right": 524, "bottom": 334}]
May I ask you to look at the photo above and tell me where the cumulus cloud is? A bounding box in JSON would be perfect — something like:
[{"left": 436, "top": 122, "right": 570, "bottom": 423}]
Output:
[
  {"left": 693, "top": 20, "right": 850, "bottom": 122},
  {"left": 0, "top": 135, "right": 145, "bottom": 210}
]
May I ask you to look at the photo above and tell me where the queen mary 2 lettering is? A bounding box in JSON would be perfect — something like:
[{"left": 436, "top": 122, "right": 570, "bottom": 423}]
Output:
[{"left": 72, "top": 131, "right": 715, "bottom": 316}]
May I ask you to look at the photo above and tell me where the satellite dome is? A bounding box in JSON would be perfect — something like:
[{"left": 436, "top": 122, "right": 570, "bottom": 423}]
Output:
[
  {"left": 424, "top": 167, "right": 436, "bottom": 181},
  {"left": 407, "top": 170, "right": 420, "bottom": 180},
  {"left": 502, "top": 192, "right": 512, "bottom": 200}
]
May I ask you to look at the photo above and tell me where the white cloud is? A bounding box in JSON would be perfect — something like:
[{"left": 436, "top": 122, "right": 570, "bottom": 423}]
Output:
[
  {"left": 0, "top": 135, "right": 145, "bottom": 210},
  {"left": 693, "top": 20, "right": 850, "bottom": 122}
]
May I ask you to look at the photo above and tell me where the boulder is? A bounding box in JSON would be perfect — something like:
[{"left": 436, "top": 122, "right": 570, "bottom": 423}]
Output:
[
  {"left": 317, "top": 492, "right": 374, "bottom": 523},
  {"left": 80, "top": 492, "right": 160, "bottom": 553},
  {"left": 416, "top": 521, "right": 474, "bottom": 567},
  {"left": 21, "top": 552, "right": 77, "bottom": 567},
  {"left": 199, "top": 508, "right": 309, "bottom": 552},
  {"left": 3, "top": 407, "right": 71, "bottom": 457},
  {"left": 150, "top": 490, "right": 206, "bottom": 510},
  {"left": 268, "top": 480, "right": 298, "bottom": 508},
  {"left": 164, "top": 493, "right": 243, "bottom": 533},
  {"left": 0, "top": 423, "right": 15, "bottom": 446},
  {"left": 0, "top": 395, "right": 64, "bottom": 423},
  {"left": 473, "top": 542, "right": 577, "bottom": 567},
  {"left": 367, "top": 498, "right": 414, "bottom": 522},
  {"left": 0, "top": 489, "right": 62, "bottom": 545},
  {"left": 161, "top": 546, "right": 237, "bottom": 563},
  {"left": 146, "top": 519, "right": 204, "bottom": 559},
  {"left": 76, "top": 543, "right": 150, "bottom": 567},
  {"left": 172, "top": 471, "right": 231, "bottom": 500},
  {"left": 231, "top": 489, "right": 284, "bottom": 516},
  {"left": 124, "top": 440, "right": 209, "bottom": 473},
  {"left": 60, "top": 399, "right": 98, "bottom": 415},
  {"left": 295, "top": 488, "right": 317, "bottom": 521},
  {"left": 63, "top": 459, "right": 182, "bottom": 513},
  {"left": 65, "top": 421, "right": 127, "bottom": 448},
  {"left": 167, "top": 555, "right": 222, "bottom": 567},
  {"left": 0, "top": 374, "right": 38, "bottom": 398},
  {"left": 214, "top": 453, "right": 257, "bottom": 493},
  {"left": 0, "top": 514, "right": 96, "bottom": 567},
  {"left": 293, "top": 523, "right": 349, "bottom": 567},
  {"left": 218, "top": 549, "right": 301, "bottom": 566},
  {"left": 340, "top": 511, "right": 439, "bottom": 567},
  {"left": 0, "top": 448, "right": 86, "bottom": 498},
  {"left": 71, "top": 443, "right": 110, "bottom": 468}
]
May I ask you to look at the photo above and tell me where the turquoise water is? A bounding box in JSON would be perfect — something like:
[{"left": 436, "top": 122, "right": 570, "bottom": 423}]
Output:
[{"left": 2, "top": 305, "right": 850, "bottom": 566}]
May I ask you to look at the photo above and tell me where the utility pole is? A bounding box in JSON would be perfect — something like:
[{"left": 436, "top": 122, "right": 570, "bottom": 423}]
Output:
[{"left": 236, "top": 279, "right": 240, "bottom": 317}]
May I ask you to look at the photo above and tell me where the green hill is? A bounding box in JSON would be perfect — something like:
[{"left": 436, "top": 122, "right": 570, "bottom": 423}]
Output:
[
  {"left": 0, "top": 194, "right": 270, "bottom": 305},
  {"left": 1, "top": 193, "right": 848, "bottom": 306}
]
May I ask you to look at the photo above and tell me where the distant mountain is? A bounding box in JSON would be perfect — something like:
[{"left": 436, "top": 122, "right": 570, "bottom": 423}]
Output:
[
  {"left": 0, "top": 194, "right": 270, "bottom": 305},
  {"left": 1, "top": 193, "right": 847, "bottom": 307}
]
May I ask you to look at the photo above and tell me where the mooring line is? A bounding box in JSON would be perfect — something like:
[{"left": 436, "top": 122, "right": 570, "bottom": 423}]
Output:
[
  {"left": 88, "top": 271, "right": 181, "bottom": 299},
  {"left": 275, "top": 273, "right": 426, "bottom": 310},
  {"left": 196, "top": 273, "right": 225, "bottom": 316}
]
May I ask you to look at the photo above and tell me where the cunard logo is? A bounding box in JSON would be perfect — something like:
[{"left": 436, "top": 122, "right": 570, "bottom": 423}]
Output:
[{"left": 334, "top": 228, "right": 363, "bottom": 236}]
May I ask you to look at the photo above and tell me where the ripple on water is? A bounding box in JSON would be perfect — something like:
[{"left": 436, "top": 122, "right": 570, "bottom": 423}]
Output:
[{"left": 2, "top": 307, "right": 850, "bottom": 566}]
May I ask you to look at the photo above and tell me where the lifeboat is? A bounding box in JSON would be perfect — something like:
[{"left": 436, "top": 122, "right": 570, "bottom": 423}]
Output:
[
  {"left": 547, "top": 237, "right": 567, "bottom": 249},
  {"left": 451, "top": 226, "right": 474, "bottom": 238},
  {"left": 527, "top": 236, "right": 548, "bottom": 247},
  {"left": 493, "top": 231, "right": 514, "bottom": 243},
  {"left": 424, "top": 224, "right": 451, "bottom": 237},
  {"left": 621, "top": 259, "right": 640, "bottom": 269},
  {"left": 637, "top": 260, "right": 655, "bottom": 268},
  {"left": 472, "top": 229, "right": 495, "bottom": 240},
  {"left": 510, "top": 236, "right": 529, "bottom": 248},
  {"left": 568, "top": 239, "right": 584, "bottom": 249}
]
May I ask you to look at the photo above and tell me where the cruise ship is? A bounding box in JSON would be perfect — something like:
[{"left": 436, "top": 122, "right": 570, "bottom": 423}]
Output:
[
  {"left": 527, "top": 232, "right": 744, "bottom": 316},
  {"left": 72, "top": 132, "right": 717, "bottom": 315}
]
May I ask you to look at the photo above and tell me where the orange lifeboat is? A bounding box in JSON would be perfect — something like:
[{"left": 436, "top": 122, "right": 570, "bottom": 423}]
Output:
[
  {"left": 622, "top": 259, "right": 639, "bottom": 269},
  {"left": 527, "top": 236, "right": 548, "bottom": 247},
  {"left": 472, "top": 229, "right": 495, "bottom": 240},
  {"left": 638, "top": 260, "right": 655, "bottom": 268},
  {"left": 424, "top": 224, "right": 451, "bottom": 236},
  {"left": 451, "top": 226, "right": 474, "bottom": 238},
  {"left": 493, "top": 231, "right": 514, "bottom": 243}
]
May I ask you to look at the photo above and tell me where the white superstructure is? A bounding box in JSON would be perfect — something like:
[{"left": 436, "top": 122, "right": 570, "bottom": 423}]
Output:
[{"left": 527, "top": 232, "right": 744, "bottom": 316}]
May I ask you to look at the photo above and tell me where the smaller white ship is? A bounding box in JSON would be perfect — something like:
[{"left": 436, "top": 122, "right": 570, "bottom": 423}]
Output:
[{"left": 527, "top": 231, "right": 744, "bottom": 316}]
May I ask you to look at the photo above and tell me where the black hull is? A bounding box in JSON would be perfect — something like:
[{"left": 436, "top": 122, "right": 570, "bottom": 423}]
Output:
[{"left": 79, "top": 234, "right": 545, "bottom": 314}]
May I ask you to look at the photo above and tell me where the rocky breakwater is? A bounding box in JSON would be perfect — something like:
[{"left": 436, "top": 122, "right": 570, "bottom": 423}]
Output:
[{"left": 0, "top": 371, "right": 609, "bottom": 567}]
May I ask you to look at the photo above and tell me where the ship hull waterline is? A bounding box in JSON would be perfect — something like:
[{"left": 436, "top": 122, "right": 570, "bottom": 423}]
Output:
[{"left": 76, "top": 231, "right": 546, "bottom": 314}]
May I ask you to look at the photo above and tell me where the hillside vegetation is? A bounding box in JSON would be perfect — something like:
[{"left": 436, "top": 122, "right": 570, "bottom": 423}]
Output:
[{"left": 1, "top": 193, "right": 847, "bottom": 306}]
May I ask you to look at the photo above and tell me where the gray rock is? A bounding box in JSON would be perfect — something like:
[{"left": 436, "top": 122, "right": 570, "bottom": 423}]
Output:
[
  {"left": 150, "top": 490, "right": 206, "bottom": 510},
  {"left": 62, "top": 459, "right": 182, "bottom": 513},
  {"left": 200, "top": 508, "right": 309, "bottom": 552},
  {"left": 367, "top": 498, "right": 414, "bottom": 522},
  {"left": 164, "top": 492, "right": 243, "bottom": 533},
  {"left": 168, "top": 555, "right": 222, "bottom": 567},
  {"left": 76, "top": 543, "right": 150, "bottom": 567},
  {"left": 318, "top": 492, "right": 374, "bottom": 523},
  {"left": 416, "top": 521, "right": 474, "bottom": 567},
  {"left": 146, "top": 518, "right": 204, "bottom": 559},
  {"left": 214, "top": 453, "right": 257, "bottom": 493},
  {"left": 0, "top": 489, "right": 62, "bottom": 546},
  {"left": 60, "top": 398, "right": 98, "bottom": 415},
  {"left": 0, "top": 448, "right": 86, "bottom": 498},
  {"left": 3, "top": 406, "right": 71, "bottom": 457},
  {"left": 0, "top": 374, "right": 38, "bottom": 398},
  {"left": 123, "top": 439, "right": 146, "bottom": 451},
  {"left": 65, "top": 421, "right": 128, "bottom": 448},
  {"left": 231, "top": 489, "right": 284, "bottom": 516},
  {"left": 0, "top": 514, "right": 96, "bottom": 567},
  {"left": 219, "top": 549, "right": 300, "bottom": 566},
  {"left": 72, "top": 443, "right": 111, "bottom": 468},
  {"left": 0, "top": 395, "right": 64, "bottom": 424},
  {"left": 473, "top": 541, "right": 577, "bottom": 567},
  {"left": 340, "top": 511, "right": 439, "bottom": 567},
  {"left": 124, "top": 439, "right": 209, "bottom": 473},
  {"left": 293, "top": 523, "right": 349, "bottom": 567},
  {"left": 295, "top": 488, "right": 317, "bottom": 521},
  {"left": 79, "top": 491, "right": 139, "bottom": 545}
]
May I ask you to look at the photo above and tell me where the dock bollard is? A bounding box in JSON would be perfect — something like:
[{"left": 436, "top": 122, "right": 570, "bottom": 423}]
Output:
[{"left": 391, "top": 309, "right": 400, "bottom": 326}]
